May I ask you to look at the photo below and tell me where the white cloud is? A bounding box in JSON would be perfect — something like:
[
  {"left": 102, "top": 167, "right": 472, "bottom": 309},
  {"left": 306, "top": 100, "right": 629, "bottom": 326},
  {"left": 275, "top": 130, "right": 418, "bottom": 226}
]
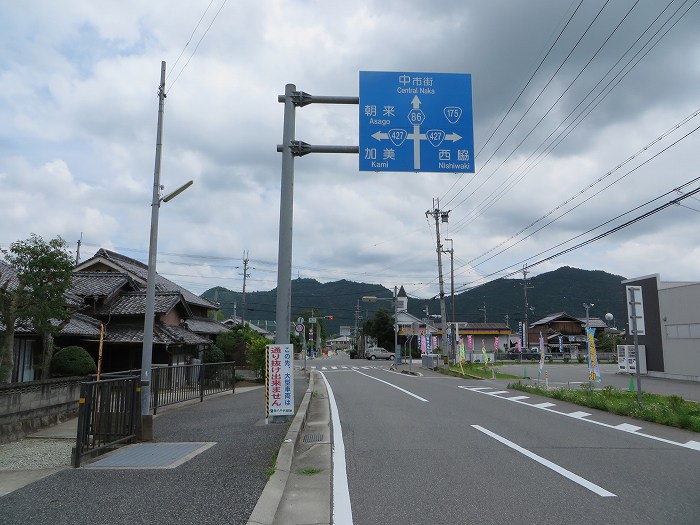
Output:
[{"left": 1, "top": 0, "right": 699, "bottom": 300}]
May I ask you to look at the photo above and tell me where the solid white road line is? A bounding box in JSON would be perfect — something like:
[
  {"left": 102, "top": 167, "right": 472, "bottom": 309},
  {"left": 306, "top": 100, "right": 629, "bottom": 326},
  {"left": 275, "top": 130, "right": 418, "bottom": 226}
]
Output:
[
  {"left": 320, "top": 372, "right": 354, "bottom": 525},
  {"left": 471, "top": 425, "right": 616, "bottom": 498},
  {"left": 353, "top": 370, "right": 429, "bottom": 402}
]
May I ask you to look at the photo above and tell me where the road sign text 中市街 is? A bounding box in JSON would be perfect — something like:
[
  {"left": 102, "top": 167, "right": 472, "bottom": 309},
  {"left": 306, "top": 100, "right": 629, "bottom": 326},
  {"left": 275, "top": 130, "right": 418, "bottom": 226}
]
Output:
[{"left": 359, "top": 71, "right": 475, "bottom": 173}]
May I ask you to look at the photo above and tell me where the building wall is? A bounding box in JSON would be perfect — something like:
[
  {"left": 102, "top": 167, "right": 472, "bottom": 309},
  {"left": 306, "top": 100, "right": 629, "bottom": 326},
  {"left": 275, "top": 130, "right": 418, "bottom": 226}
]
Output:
[
  {"left": 658, "top": 282, "right": 700, "bottom": 380},
  {"left": 623, "top": 276, "right": 664, "bottom": 373}
]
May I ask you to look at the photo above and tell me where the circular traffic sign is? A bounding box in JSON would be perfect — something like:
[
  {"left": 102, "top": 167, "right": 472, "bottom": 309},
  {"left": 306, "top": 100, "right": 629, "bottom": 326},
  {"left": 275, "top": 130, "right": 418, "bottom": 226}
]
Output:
[{"left": 294, "top": 323, "right": 305, "bottom": 334}]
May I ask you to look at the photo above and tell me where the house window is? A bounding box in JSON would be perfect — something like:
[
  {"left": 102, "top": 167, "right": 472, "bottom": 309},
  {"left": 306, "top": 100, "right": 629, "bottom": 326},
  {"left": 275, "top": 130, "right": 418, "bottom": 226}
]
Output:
[
  {"left": 12, "top": 338, "right": 36, "bottom": 382},
  {"left": 665, "top": 324, "right": 700, "bottom": 339}
]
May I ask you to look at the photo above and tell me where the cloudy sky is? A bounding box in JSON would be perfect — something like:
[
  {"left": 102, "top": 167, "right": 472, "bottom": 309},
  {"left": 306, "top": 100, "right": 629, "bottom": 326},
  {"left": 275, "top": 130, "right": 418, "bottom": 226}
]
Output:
[{"left": 2, "top": 0, "right": 699, "bottom": 300}]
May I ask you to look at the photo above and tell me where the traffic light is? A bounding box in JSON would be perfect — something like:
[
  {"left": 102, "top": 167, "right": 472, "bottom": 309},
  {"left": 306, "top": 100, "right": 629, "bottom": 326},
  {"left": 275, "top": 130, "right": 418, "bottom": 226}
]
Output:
[{"left": 324, "top": 315, "right": 334, "bottom": 320}]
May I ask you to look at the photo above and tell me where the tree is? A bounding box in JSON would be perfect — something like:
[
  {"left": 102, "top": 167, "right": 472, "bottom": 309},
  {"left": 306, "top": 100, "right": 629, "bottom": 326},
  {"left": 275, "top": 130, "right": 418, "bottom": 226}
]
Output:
[
  {"left": 363, "top": 308, "right": 394, "bottom": 350},
  {"left": 0, "top": 234, "right": 74, "bottom": 381}
]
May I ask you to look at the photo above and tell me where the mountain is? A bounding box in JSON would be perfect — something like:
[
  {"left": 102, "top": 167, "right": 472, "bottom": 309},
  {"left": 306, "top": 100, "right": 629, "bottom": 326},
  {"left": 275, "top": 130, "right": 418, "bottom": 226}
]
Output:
[{"left": 202, "top": 266, "right": 628, "bottom": 336}]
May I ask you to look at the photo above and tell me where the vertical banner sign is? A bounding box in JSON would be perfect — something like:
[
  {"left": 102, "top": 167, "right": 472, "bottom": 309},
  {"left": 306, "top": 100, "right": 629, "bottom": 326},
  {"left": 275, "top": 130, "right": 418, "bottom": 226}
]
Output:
[
  {"left": 493, "top": 336, "right": 499, "bottom": 351},
  {"left": 266, "top": 344, "right": 295, "bottom": 417},
  {"left": 459, "top": 338, "right": 465, "bottom": 361},
  {"left": 586, "top": 328, "right": 601, "bottom": 382},
  {"left": 518, "top": 322, "right": 524, "bottom": 350},
  {"left": 481, "top": 339, "right": 488, "bottom": 366},
  {"left": 425, "top": 332, "right": 433, "bottom": 353},
  {"left": 420, "top": 332, "right": 427, "bottom": 354},
  {"left": 467, "top": 335, "right": 473, "bottom": 350},
  {"left": 538, "top": 331, "right": 546, "bottom": 372},
  {"left": 558, "top": 335, "right": 564, "bottom": 353}
]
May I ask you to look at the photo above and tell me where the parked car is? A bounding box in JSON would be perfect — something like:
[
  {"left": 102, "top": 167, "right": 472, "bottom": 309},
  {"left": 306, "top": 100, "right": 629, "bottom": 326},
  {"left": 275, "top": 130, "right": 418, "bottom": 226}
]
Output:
[
  {"left": 366, "top": 347, "right": 395, "bottom": 360},
  {"left": 507, "top": 351, "right": 552, "bottom": 361}
]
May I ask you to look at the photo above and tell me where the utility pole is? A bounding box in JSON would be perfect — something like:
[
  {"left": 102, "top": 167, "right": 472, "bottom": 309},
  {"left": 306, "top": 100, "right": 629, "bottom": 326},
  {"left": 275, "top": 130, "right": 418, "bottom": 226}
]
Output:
[
  {"left": 140, "top": 61, "right": 167, "bottom": 441},
  {"left": 241, "top": 250, "right": 252, "bottom": 328},
  {"left": 522, "top": 265, "right": 533, "bottom": 349},
  {"left": 75, "top": 233, "right": 82, "bottom": 265},
  {"left": 426, "top": 199, "right": 449, "bottom": 356},
  {"left": 444, "top": 238, "right": 455, "bottom": 361}
]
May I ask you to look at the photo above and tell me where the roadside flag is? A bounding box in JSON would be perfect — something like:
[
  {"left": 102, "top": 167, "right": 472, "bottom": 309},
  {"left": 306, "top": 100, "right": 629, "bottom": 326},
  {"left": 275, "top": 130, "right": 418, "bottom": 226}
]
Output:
[
  {"left": 467, "top": 335, "right": 473, "bottom": 350},
  {"left": 587, "top": 327, "right": 602, "bottom": 381},
  {"left": 481, "top": 339, "right": 488, "bottom": 368},
  {"left": 538, "top": 331, "right": 546, "bottom": 372},
  {"left": 494, "top": 336, "right": 499, "bottom": 350},
  {"left": 459, "top": 338, "right": 465, "bottom": 361}
]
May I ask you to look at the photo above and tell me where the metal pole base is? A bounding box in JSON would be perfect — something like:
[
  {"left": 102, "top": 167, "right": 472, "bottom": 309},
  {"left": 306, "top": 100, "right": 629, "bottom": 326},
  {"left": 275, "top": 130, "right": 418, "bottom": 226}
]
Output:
[{"left": 139, "top": 414, "right": 154, "bottom": 441}]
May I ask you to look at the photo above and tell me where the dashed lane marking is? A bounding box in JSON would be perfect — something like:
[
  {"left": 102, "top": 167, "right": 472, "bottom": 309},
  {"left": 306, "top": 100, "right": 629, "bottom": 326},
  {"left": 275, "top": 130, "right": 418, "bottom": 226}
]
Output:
[{"left": 458, "top": 385, "right": 699, "bottom": 451}]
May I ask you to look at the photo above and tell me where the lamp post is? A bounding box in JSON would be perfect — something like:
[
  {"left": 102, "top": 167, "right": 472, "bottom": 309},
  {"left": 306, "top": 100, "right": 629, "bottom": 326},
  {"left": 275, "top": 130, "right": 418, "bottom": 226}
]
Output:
[
  {"left": 362, "top": 286, "right": 400, "bottom": 367},
  {"left": 139, "top": 61, "right": 194, "bottom": 440}
]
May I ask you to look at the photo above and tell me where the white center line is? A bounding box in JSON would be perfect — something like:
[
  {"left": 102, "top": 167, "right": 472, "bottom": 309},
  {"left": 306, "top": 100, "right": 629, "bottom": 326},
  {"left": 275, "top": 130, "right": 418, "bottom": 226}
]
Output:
[{"left": 472, "top": 425, "right": 616, "bottom": 498}]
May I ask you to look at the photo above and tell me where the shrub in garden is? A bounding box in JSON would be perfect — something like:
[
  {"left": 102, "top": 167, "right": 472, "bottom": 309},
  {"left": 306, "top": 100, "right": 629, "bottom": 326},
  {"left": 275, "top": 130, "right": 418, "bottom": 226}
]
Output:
[
  {"left": 203, "top": 345, "right": 225, "bottom": 363},
  {"left": 50, "top": 346, "right": 97, "bottom": 377}
]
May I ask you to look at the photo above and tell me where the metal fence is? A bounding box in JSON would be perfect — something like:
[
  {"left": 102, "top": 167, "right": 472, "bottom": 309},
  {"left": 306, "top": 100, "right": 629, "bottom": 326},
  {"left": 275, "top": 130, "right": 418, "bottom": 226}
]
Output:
[
  {"left": 151, "top": 361, "right": 236, "bottom": 414},
  {"left": 72, "top": 375, "right": 140, "bottom": 468}
]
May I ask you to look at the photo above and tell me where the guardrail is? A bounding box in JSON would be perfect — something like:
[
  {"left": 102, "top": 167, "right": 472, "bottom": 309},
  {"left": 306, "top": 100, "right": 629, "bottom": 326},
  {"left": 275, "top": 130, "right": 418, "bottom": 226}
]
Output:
[
  {"left": 72, "top": 375, "right": 140, "bottom": 468},
  {"left": 151, "top": 361, "right": 236, "bottom": 414},
  {"left": 96, "top": 361, "right": 236, "bottom": 413}
]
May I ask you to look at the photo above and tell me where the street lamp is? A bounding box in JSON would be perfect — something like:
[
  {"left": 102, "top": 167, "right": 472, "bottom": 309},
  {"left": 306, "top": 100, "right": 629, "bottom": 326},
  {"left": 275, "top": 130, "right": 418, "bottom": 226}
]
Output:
[
  {"left": 138, "top": 61, "right": 193, "bottom": 441},
  {"left": 362, "top": 286, "right": 400, "bottom": 367},
  {"left": 140, "top": 179, "right": 193, "bottom": 440}
]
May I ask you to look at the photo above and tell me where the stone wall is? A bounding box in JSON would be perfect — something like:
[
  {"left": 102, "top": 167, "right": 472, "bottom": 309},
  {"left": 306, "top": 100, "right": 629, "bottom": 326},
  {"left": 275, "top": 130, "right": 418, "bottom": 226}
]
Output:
[{"left": 0, "top": 377, "right": 84, "bottom": 443}]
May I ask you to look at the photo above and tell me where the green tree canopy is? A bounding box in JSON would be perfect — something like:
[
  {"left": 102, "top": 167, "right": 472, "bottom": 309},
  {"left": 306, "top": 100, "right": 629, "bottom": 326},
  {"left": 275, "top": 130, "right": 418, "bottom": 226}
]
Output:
[
  {"left": 0, "top": 234, "right": 74, "bottom": 381},
  {"left": 363, "top": 308, "right": 394, "bottom": 350}
]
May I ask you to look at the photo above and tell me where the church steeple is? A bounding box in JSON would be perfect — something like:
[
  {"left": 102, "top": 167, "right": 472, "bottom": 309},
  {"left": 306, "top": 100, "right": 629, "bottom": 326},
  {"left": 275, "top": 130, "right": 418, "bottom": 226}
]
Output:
[{"left": 396, "top": 285, "right": 408, "bottom": 312}]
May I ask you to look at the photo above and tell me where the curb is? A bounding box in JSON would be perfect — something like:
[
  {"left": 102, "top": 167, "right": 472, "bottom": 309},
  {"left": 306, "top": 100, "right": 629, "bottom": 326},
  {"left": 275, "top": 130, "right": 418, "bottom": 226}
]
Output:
[{"left": 246, "top": 371, "right": 315, "bottom": 525}]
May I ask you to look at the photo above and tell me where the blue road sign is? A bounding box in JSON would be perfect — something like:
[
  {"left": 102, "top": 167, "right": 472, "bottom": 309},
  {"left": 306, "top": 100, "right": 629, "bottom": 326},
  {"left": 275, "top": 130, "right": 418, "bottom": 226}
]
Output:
[{"left": 359, "top": 71, "right": 474, "bottom": 173}]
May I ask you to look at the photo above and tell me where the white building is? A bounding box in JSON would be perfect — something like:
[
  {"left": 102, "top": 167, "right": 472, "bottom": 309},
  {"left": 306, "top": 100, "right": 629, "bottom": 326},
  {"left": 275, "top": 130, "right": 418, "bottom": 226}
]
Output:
[{"left": 622, "top": 274, "right": 700, "bottom": 381}]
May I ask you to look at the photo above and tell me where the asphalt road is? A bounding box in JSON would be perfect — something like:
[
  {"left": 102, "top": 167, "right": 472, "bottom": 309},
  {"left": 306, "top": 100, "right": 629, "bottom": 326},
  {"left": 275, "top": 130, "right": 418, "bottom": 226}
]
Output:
[{"left": 316, "top": 355, "right": 700, "bottom": 525}]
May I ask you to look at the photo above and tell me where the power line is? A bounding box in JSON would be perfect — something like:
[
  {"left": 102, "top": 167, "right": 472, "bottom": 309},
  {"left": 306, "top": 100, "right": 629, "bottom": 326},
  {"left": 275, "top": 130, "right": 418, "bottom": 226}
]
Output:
[
  {"left": 459, "top": 177, "right": 700, "bottom": 291},
  {"left": 167, "top": 0, "right": 230, "bottom": 94}
]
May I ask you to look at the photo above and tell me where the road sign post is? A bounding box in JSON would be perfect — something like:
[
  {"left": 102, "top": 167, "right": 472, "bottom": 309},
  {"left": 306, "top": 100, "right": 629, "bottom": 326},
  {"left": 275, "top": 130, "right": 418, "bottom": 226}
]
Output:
[{"left": 359, "top": 71, "right": 474, "bottom": 173}]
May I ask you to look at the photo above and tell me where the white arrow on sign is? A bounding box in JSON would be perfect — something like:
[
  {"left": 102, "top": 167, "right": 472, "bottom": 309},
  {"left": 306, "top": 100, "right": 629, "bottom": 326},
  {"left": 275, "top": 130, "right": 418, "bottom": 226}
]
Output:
[{"left": 369, "top": 95, "right": 463, "bottom": 169}]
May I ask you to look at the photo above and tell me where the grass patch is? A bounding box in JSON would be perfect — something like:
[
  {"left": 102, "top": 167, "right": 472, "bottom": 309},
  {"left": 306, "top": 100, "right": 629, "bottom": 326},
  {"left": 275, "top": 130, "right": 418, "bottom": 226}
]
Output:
[
  {"left": 299, "top": 467, "right": 322, "bottom": 475},
  {"left": 508, "top": 382, "right": 700, "bottom": 432},
  {"left": 439, "top": 363, "right": 519, "bottom": 380},
  {"left": 267, "top": 451, "right": 278, "bottom": 478}
]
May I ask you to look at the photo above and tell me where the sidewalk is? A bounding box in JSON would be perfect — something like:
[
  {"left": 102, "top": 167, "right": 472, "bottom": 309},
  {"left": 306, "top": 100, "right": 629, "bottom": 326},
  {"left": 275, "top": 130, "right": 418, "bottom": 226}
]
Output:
[{"left": 0, "top": 370, "right": 311, "bottom": 525}]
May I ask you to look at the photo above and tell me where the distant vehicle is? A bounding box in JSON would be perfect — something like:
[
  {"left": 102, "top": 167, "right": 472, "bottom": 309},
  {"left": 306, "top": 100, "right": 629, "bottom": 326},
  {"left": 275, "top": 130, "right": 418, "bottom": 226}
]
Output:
[
  {"left": 366, "top": 347, "right": 395, "bottom": 360},
  {"left": 507, "top": 350, "right": 551, "bottom": 361}
]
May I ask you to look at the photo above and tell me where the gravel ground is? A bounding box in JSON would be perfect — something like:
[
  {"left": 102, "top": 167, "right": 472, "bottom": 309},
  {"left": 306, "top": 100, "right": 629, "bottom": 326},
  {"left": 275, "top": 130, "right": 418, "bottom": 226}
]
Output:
[
  {"left": 0, "top": 439, "right": 73, "bottom": 470},
  {"left": 0, "top": 372, "right": 308, "bottom": 525}
]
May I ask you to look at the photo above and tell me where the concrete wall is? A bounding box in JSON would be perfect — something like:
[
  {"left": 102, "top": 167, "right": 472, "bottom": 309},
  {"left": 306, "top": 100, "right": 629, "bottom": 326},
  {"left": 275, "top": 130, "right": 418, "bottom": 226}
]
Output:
[
  {"left": 0, "top": 377, "right": 83, "bottom": 443},
  {"left": 658, "top": 282, "right": 700, "bottom": 381}
]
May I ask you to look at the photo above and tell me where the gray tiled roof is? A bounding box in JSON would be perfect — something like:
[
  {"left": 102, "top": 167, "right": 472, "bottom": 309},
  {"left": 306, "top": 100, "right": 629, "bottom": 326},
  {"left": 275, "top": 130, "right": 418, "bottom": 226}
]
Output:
[
  {"left": 60, "top": 313, "right": 102, "bottom": 337},
  {"left": 0, "top": 260, "right": 19, "bottom": 291},
  {"left": 90, "top": 249, "right": 216, "bottom": 309},
  {"left": 462, "top": 322, "right": 510, "bottom": 330},
  {"left": 104, "top": 322, "right": 211, "bottom": 346},
  {"left": 72, "top": 271, "right": 133, "bottom": 298},
  {"left": 93, "top": 291, "right": 192, "bottom": 317},
  {"left": 183, "top": 318, "right": 231, "bottom": 335}
]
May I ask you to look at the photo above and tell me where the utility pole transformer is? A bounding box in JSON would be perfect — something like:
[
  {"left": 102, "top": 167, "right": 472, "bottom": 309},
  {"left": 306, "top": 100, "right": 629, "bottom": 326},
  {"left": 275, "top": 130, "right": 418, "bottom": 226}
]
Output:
[
  {"left": 426, "top": 199, "right": 449, "bottom": 356},
  {"left": 241, "top": 250, "right": 251, "bottom": 327}
]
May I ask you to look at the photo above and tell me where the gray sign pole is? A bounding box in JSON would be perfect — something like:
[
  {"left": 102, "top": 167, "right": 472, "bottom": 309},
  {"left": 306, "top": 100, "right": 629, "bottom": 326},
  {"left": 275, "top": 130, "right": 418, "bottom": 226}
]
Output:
[
  {"left": 275, "top": 84, "right": 297, "bottom": 344},
  {"left": 274, "top": 88, "right": 359, "bottom": 345},
  {"left": 628, "top": 286, "right": 643, "bottom": 405}
]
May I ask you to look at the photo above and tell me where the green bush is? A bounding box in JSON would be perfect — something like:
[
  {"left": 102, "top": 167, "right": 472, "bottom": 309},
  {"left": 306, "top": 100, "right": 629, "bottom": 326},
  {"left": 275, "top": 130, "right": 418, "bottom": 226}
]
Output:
[
  {"left": 203, "top": 345, "right": 225, "bottom": 363},
  {"left": 51, "top": 346, "right": 96, "bottom": 377},
  {"left": 348, "top": 349, "right": 357, "bottom": 359}
]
